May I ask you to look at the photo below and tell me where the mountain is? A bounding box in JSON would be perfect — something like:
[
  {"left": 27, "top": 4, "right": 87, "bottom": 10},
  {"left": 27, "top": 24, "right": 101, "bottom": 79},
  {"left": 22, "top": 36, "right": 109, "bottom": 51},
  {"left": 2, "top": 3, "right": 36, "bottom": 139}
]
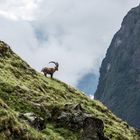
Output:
[
  {"left": 77, "top": 73, "right": 98, "bottom": 96},
  {"left": 95, "top": 5, "right": 140, "bottom": 130},
  {"left": 0, "top": 41, "right": 139, "bottom": 140}
]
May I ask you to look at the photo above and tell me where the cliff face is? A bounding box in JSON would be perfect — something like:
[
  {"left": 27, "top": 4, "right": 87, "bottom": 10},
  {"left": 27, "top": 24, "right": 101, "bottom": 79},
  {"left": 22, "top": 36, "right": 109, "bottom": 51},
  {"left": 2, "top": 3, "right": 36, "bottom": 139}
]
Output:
[
  {"left": 0, "top": 41, "right": 139, "bottom": 140},
  {"left": 95, "top": 5, "right": 140, "bottom": 129}
]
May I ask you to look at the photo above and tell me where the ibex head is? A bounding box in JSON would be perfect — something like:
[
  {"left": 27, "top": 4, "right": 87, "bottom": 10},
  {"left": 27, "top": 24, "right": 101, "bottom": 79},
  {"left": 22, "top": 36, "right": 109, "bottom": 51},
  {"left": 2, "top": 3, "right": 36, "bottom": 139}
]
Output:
[{"left": 49, "top": 61, "right": 59, "bottom": 71}]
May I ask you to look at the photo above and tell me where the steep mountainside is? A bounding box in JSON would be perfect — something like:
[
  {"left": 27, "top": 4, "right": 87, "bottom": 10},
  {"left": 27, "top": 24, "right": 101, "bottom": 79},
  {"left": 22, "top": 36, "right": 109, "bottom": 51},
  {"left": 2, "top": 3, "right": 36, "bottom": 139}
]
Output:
[
  {"left": 95, "top": 5, "right": 140, "bottom": 129},
  {"left": 0, "top": 41, "right": 139, "bottom": 140}
]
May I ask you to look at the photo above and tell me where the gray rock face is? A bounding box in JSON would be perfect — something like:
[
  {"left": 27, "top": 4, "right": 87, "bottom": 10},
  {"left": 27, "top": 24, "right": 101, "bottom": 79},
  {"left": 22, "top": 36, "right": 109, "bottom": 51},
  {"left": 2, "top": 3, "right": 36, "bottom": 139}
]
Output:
[
  {"left": 51, "top": 103, "right": 108, "bottom": 140},
  {"left": 95, "top": 5, "right": 140, "bottom": 129},
  {"left": 82, "top": 117, "right": 108, "bottom": 140}
]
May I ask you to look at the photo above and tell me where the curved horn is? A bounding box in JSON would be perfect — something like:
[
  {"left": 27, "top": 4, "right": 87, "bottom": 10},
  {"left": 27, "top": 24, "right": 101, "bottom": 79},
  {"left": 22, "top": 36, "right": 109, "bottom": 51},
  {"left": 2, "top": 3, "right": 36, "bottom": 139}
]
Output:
[
  {"left": 49, "top": 61, "right": 56, "bottom": 64},
  {"left": 49, "top": 61, "right": 59, "bottom": 66}
]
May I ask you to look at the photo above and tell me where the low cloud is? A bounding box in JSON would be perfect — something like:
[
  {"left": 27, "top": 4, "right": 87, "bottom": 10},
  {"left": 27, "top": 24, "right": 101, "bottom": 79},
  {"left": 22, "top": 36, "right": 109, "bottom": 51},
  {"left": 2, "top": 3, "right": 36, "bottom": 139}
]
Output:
[
  {"left": 89, "top": 94, "right": 94, "bottom": 100},
  {"left": 0, "top": 0, "right": 139, "bottom": 86}
]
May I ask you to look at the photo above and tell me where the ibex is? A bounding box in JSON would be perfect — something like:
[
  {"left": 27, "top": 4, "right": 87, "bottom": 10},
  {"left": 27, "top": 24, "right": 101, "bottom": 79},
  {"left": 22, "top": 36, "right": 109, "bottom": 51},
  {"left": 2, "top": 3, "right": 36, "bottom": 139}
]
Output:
[{"left": 41, "top": 61, "right": 59, "bottom": 78}]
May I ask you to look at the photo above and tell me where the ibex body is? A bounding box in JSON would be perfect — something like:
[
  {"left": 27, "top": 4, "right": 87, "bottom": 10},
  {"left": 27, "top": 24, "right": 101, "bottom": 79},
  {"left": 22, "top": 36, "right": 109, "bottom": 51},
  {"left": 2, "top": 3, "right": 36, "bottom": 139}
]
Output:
[{"left": 41, "top": 61, "right": 59, "bottom": 78}]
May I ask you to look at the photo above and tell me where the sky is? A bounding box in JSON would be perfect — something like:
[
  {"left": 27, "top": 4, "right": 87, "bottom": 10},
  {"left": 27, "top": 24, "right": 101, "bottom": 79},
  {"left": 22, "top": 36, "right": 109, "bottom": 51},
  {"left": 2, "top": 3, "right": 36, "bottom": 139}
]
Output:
[{"left": 0, "top": 0, "right": 139, "bottom": 88}]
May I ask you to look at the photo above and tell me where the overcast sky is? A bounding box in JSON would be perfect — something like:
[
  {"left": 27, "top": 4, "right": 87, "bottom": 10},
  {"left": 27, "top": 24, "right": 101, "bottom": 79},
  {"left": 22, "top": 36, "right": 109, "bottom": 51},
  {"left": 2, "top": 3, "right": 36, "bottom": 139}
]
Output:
[{"left": 0, "top": 0, "right": 139, "bottom": 86}]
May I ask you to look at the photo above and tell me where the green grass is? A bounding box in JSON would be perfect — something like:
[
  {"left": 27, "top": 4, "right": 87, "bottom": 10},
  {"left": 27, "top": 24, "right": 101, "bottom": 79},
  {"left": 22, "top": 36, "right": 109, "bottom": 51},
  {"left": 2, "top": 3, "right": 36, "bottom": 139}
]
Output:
[
  {"left": 42, "top": 124, "right": 81, "bottom": 140},
  {"left": 0, "top": 99, "right": 47, "bottom": 140},
  {"left": 0, "top": 41, "right": 139, "bottom": 140}
]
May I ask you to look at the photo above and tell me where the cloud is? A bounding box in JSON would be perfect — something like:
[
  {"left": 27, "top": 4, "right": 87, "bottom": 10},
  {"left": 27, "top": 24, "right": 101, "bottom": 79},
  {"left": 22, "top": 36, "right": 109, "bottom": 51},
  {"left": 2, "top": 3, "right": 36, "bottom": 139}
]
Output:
[
  {"left": 89, "top": 94, "right": 94, "bottom": 100},
  {"left": 0, "top": 0, "right": 139, "bottom": 86},
  {"left": 0, "top": 0, "right": 42, "bottom": 20}
]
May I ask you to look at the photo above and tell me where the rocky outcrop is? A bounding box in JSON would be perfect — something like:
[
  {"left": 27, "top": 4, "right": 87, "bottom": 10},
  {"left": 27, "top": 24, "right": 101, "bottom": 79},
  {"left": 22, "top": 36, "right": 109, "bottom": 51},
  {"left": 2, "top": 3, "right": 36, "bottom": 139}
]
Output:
[
  {"left": 18, "top": 104, "right": 108, "bottom": 140},
  {"left": 51, "top": 103, "right": 108, "bottom": 140},
  {"left": 19, "top": 113, "right": 46, "bottom": 130},
  {"left": 95, "top": 5, "right": 140, "bottom": 129},
  {"left": 83, "top": 117, "right": 108, "bottom": 140}
]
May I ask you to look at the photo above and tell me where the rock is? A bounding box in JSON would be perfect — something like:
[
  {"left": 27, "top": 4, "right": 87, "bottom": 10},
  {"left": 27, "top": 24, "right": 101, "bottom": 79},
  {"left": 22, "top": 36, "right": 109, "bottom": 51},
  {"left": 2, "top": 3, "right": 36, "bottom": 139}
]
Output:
[
  {"left": 31, "top": 102, "right": 42, "bottom": 108},
  {"left": 64, "top": 103, "right": 83, "bottom": 112},
  {"left": 51, "top": 104, "right": 108, "bottom": 139},
  {"left": 82, "top": 117, "right": 108, "bottom": 140},
  {"left": 51, "top": 104, "right": 85, "bottom": 130},
  {"left": 19, "top": 112, "right": 46, "bottom": 130},
  {"left": 73, "top": 103, "right": 83, "bottom": 111},
  {"left": 67, "top": 85, "right": 76, "bottom": 93},
  {"left": 43, "top": 109, "right": 52, "bottom": 120}
]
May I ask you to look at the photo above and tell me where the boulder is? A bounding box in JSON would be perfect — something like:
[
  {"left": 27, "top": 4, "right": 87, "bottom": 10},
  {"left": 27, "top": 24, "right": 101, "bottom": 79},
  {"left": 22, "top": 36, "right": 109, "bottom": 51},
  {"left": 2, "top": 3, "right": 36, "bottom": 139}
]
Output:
[
  {"left": 19, "top": 112, "right": 46, "bottom": 130},
  {"left": 82, "top": 117, "right": 109, "bottom": 140}
]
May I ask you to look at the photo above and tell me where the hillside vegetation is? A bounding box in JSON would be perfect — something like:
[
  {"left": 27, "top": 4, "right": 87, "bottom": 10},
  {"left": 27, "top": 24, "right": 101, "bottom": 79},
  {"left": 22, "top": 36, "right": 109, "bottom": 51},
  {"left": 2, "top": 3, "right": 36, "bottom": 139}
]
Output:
[{"left": 0, "top": 41, "right": 139, "bottom": 140}]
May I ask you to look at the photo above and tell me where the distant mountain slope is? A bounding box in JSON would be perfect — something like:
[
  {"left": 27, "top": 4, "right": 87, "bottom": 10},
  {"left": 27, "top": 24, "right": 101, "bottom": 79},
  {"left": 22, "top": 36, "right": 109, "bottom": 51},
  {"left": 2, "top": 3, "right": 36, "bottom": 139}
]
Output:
[
  {"left": 77, "top": 73, "right": 98, "bottom": 95},
  {"left": 95, "top": 5, "right": 140, "bottom": 129},
  {"left": 0, "top": 41, "right": 139, "bottom": 140}
]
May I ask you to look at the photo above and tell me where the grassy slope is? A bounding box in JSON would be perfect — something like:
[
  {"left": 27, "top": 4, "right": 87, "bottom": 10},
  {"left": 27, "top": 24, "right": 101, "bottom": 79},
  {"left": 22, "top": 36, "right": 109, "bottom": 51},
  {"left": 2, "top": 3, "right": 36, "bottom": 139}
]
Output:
[{"left": 0, "top": 42, "right": 139, "bottom": 140}]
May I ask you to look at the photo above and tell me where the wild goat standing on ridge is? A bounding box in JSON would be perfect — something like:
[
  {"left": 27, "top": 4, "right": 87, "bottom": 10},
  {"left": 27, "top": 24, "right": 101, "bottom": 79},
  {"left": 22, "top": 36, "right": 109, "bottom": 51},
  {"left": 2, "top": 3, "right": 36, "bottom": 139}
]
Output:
[{"left": 41, "top": 61, "right": 59, "bottom": 78}]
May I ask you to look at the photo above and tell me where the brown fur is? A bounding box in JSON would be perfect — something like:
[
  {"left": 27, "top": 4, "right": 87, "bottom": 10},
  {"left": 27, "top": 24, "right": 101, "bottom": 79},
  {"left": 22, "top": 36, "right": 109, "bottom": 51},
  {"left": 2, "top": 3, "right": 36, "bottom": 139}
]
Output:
[{"left": 41, "top": 62, "right": 59, "bottom": 78}]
